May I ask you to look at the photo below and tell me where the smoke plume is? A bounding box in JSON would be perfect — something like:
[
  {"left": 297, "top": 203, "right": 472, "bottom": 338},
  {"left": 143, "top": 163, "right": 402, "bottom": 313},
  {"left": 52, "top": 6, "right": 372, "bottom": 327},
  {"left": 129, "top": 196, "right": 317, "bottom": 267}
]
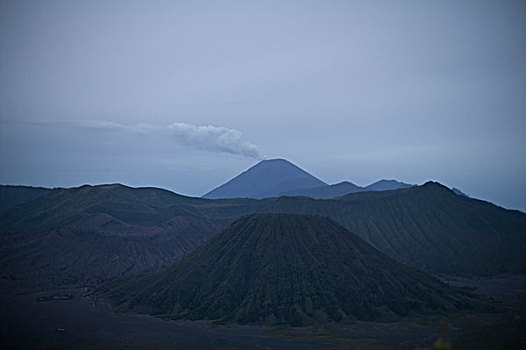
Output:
[{"left": 168, "top": 122, "right": 263, "bottom": 159}]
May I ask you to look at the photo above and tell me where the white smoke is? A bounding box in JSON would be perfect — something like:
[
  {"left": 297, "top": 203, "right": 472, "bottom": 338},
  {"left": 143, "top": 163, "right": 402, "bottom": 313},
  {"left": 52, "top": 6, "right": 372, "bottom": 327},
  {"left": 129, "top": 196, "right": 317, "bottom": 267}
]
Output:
[
  {"left": 168, "top": 122, "right": 263, "bottom": 159},
  {"left": 29, "top": 119, "right": 263, "bottom": 159}
]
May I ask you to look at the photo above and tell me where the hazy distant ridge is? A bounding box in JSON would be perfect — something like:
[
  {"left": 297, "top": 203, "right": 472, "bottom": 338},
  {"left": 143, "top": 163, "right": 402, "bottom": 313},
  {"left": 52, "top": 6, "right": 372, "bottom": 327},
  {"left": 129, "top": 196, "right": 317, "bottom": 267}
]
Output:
[
  {"left": 281, "top": 179, "right": 414, "bottom": 199},
  {"left": 203, "top": 159, "right": 417, "bottom": 200}
]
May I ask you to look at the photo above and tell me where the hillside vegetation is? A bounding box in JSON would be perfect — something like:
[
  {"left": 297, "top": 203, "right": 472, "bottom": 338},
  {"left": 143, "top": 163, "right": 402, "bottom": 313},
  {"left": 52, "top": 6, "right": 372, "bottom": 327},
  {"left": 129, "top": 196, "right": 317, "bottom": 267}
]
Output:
[
  {"left": 0, "top": 184, "right": 220, "bottom": 286},
  {"left": 1, "top": 181, "right": 525, "bottom": 288},
  {"left": 111, "top": 214, "right": 474, "bottom": 326}
]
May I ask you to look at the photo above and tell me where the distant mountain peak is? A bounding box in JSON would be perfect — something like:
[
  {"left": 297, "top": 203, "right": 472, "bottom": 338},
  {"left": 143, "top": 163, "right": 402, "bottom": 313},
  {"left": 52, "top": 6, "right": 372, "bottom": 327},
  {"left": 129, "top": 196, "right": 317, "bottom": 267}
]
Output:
[
  {"left": 260, "top": 157, "right": 288, "bottom": 163},
  {"left": 422, "top": 182, "right": 469, "bottom": 197},
  {"left": 334, "top": 180, "right": 355, "bottom": 186},
  {"left": 373, "top": 179, "right": 409, "bottom": 185},
  {"left": 421, "top": 181, "right": 452, "bottom": 191},
  {"left": 203, "top": 158, "right": 327, "bottom": 199},
  {"left": 422, "top": 180, "right": 442, "bottom": 186},
  {"left": 364, "top": 179, "right": 413, "bottom": 192},
  {"left": 280, "top": 180, "right": 363, "bottom": 199}
]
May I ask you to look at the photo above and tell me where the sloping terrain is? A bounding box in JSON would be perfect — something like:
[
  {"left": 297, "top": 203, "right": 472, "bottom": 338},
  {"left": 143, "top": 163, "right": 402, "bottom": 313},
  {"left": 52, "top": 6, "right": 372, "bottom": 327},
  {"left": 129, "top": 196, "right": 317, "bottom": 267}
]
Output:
[
  {"left": 1, "top": 183, "right": 204, "bottom": 232},
  {"left": 336, "top": 182, "right": 526, "bottom": 275},
  {"left": 202, "top": 158, "right": 327, "bottom": 199},
  {"left": 253, "top": 183, "right": 526, "bottom": 275},
  {"left": 113, "top": 214, "right": 472, "bottom": 326},
  {"left": 198, "top": 182, "right": 526, "bottom": 275},
  {"left": 280, "top": 179, "right": 414, "bottom": 199},
  {"left": 280, "top": 181, "right": 363, "bottom": 199},
  {"left": 452, "top": 187, "right": 469, "bottom": 197},
  {"left": 0, "top": 184, "right": 221, "bottom": 287},
  {"left": 0, "top": 185, "right": 52, "bottom": 212},
  {"left": 363, "top": 179, "right": 413, "bottom": 191},
  {"left": 1, "top": 181, "right": 525, "bottom": 290}
]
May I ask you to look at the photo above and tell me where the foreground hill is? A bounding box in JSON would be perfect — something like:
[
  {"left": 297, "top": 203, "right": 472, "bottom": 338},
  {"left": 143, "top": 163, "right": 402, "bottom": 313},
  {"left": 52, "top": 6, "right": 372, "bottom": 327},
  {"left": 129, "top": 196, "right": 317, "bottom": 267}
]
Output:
[
  {"left": 202, "top": 158, "right": 327, "bottom": 199},
  {"left": 112, "top": 214, "right": 472, "bottom": 326}
]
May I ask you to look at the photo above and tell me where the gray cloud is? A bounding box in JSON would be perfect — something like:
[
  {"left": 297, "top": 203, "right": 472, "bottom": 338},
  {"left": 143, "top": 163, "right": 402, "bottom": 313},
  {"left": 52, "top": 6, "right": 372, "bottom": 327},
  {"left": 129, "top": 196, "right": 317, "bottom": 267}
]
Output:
[
  {"left": 168, "top": 122, "right": 263, "bottom": 160},
  {"left": 31, "top": 120, "right": 161, "bottom": 133}
]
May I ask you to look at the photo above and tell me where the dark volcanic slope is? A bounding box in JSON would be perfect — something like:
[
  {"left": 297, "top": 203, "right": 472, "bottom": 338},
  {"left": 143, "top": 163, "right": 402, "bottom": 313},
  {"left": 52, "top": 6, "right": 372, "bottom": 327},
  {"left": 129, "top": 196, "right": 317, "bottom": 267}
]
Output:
[
  {"left": 337, "top": 182, "right": 526, "bottom": 275},
  {"left": 0, "top": 185, "right": 52, "bottom": 212},
  {"left": 0, "top": 184, "right": 221, "bottom": 287},
  {"left": 2, "top": 181, "right": 525, "bottom": 289},
  {"left": 1, "top": 183, "right": 205, "bottom": 231},
  {"left": 280, "top": 181, "right": 363, "bottom": 199},
  {"left": 118, "top": 214, "right": 470, "bottom": 326},
  {"left": 202, "top": 158, "right": 327, "bottom": 199},
  {"left": 255, "top": 182, "right": 526, "bottom": 275}
]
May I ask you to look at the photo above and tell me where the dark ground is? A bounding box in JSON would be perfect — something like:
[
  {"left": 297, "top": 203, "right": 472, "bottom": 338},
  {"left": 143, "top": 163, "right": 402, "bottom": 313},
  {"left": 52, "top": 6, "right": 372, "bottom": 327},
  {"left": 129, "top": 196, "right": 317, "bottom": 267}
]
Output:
[{"left": 0, "top": 275, "right": 525, "bottom": 349}]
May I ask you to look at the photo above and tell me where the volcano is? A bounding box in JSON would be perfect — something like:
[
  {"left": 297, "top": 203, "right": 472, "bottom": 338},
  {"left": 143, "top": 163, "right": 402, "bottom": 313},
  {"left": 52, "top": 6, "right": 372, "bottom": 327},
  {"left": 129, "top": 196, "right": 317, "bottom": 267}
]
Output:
[
  {"left": 202, "top": 158, "right": 327, "bottom": 199},
  {"left": 118, "top": 213, "right": 471, "bottom": 325}
]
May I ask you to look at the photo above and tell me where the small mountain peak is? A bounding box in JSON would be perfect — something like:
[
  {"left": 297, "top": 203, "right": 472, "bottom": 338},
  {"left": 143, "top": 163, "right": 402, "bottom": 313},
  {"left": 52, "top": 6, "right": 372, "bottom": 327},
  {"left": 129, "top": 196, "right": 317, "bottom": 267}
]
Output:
[
  {"left": 422, "top": 181, "right": 440, "bottom": 186},
  {"left": 203, "top": 158, "right": 326, "bottom": 199},
  {"left": 253, "top": 158, "right": 296, "bottom": 169},
  {"left": 99, "top": 183, "right": 128, "bottom": 189},
  {"left": 77, "top": 184, "right": 93, "bottom": 189},
  {"left": 421, "top": 182, "right": 469, "bottom": 197},
  {"left": 422, "top": 181, "right": 447, "bottom": 189},
  {"left": 279, "top": 180, "right": 363, "bottom": 199},
  {"left": 364, "top": 179, "right": 413, "bottom": 192},
  {"left": 261, "top": 158, "right": 289, "bottom": 163},
  {"left": 335, "top": 181, "right": 353, "bottom": 185},
  {"left": 374, "top": 179, "right": 409, "bottom": 185}
]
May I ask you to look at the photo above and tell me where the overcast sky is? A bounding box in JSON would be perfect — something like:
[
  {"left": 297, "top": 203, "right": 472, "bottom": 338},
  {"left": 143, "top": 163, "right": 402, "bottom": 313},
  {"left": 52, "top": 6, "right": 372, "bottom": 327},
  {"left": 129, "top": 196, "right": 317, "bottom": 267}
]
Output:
[{"left": 1, "top": 0, "right": 525, "bottom": 211}]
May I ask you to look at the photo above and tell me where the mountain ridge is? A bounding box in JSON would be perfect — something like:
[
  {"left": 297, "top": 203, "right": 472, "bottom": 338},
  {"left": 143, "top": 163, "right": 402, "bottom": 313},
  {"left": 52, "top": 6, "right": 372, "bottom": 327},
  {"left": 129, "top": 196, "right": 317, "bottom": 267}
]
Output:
[
  {"left": 280, "top": 179, "right": 415, "bottom": 199},
  {"left": 0, "top": 184, "right": 220, "bottom": 287},
  {"left": 280, "top": 181, "right": 363, "bottom": 199},
  {"left": 1, "top": 180, "right": 524, "bottom": 289}
]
